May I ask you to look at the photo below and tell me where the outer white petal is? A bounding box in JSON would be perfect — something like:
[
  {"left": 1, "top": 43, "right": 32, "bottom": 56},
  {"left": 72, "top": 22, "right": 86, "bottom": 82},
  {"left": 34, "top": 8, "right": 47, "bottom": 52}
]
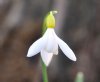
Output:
[
  {"left": 27, "top": 28, "right": 51, "bottom": 57},
  {"left": 27, "top": 37, "right": 46, "bottom": 57},
  {"left": 41, "top": 50, "right": 53, "bottom": 66},
  {"left": 53, "top": 31, "right": 76, "bottom": 61},
  {"left": 45, "top": 28, "right": 57, "bottom": 53}
]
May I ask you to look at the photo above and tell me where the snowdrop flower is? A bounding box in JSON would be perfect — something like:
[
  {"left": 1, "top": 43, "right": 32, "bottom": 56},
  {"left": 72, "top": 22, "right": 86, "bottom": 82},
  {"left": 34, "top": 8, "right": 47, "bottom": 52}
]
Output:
[{"left": 27, "top": 11, "right": 76, "bottom": 66}]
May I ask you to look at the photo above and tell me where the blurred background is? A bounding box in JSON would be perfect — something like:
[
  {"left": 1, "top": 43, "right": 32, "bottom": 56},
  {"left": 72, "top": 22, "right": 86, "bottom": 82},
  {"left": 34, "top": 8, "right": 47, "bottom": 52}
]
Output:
[{"left": 0, "top": 0, "right": 98, "bottom": 82}]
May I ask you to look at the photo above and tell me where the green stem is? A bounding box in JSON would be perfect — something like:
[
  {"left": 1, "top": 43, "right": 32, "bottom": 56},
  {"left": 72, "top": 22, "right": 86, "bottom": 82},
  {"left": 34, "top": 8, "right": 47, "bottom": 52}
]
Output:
[{"left": 41, "top": 59, "right": 48, "bottom": 82}]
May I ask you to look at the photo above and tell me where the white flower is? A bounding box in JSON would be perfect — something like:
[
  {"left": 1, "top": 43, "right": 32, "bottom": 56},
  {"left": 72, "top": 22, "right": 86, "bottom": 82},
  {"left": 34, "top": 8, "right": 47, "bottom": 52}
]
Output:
[
  {"left": 27, "top": 28, "right": 76, "bottom": 66},
  {"left": 27, "top": 11, "right": 76, "bottom": 66}
]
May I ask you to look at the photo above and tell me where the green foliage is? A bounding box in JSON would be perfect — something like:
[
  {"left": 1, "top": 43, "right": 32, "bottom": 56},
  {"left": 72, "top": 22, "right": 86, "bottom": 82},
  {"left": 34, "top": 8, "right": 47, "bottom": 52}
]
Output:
[{"left": 75, "top": 72, "right": 84, "bottom": 82}]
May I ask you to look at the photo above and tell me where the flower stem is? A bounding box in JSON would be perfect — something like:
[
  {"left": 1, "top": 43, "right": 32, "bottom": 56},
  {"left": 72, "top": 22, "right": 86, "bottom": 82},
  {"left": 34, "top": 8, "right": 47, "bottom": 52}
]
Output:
[{"left": 41, "top": 59, "right": 48, "bottom": 82}]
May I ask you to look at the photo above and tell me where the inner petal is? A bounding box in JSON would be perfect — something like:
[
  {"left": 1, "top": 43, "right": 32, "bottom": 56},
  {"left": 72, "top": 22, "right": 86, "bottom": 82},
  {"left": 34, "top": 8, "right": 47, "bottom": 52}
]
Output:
[{"left": 53, "top": 42, "right": 58, "bottom": 55}]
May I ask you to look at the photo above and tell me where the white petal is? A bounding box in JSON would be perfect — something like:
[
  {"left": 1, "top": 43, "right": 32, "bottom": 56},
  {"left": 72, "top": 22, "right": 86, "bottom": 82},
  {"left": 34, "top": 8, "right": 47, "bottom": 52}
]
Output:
[
  {"left": 45, "top": 28, "right": 57, "bottom": 53},
  {"left": 45, "top": 28, "right": 58, "bottom": 55},
  {"left": 41, "top": 50, "right": 53, "bottom": 66},
  {"left": 27, "top": 37, "right": 46, "bottom": 57},
  {"left": 53, "top": 43, "right": 58, "bottom": 55},
  {"left": 53, "top": 32, "right": 76, "bottom": 61}
]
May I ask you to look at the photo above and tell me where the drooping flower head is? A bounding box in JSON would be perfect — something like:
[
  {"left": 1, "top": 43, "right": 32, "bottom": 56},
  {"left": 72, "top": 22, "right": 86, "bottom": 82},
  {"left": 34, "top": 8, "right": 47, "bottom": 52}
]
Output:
[{"left": 27, "top": 11, "right": 76, "bottom": 66}]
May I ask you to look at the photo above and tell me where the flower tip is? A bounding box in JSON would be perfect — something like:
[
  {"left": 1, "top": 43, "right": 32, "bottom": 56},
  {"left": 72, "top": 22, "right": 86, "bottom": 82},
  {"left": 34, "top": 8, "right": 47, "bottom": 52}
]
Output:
[
  {"left": 42, "top": 60, "right": 50, "bottom": 67},
  {"left": 26, "top": 54, "right": 30, "bottom": 57},
  {"left": 45, "top": 63, "right": 49, "bottom": 67},
  {"left": 72, "top": 56, "right": 77, "bottom": 61},
  {"left": 27, "top": 53, "right": 32, "bottom": 57}
]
